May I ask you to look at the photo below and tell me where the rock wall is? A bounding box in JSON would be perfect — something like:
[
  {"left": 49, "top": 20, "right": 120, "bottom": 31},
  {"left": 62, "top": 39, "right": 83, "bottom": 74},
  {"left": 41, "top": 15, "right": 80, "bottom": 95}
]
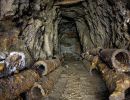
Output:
[
  {"left": 0, "top": 0, "right": 59, "bottom": 63},
  {"left": 59, "top": 0, "right": 130, "bottom": 51},
  {"left": 0, "top": 0, "right": 130, "bottom": 63}
]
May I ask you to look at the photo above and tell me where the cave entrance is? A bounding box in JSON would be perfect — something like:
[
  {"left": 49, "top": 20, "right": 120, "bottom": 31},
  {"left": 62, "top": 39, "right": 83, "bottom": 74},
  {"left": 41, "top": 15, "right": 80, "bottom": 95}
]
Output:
[{"left": 58, "top": 17, "right": 82, "bottom": 60}]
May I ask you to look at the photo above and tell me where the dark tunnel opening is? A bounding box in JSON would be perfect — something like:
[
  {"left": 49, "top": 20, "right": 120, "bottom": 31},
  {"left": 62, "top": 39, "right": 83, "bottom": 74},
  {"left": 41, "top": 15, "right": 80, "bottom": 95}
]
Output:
[{"left": 58, "top": 17, "right": 82, "bottom": 60}]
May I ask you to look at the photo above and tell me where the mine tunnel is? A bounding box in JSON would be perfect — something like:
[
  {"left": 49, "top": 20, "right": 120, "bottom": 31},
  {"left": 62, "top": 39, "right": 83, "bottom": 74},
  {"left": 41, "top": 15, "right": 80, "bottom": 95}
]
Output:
[
  {"left": 1, "top": 0, "right": 130, "bottom": 100},
  {"left": 58, "top": 17, "right": 82, "bottom": 59}
]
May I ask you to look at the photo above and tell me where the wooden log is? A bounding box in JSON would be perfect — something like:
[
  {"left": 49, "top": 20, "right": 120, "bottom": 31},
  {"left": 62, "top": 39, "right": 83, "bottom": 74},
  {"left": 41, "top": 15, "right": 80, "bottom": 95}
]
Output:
[
  {"left": 0, "top": 69, "right": 40, "bottom": 100},
  {"left": 54, "top": 0, "right": 84, "bottom": 6},
  {"left": 33, "top": 58, "right": 61, "bottom": 76},
  {"left": 82, "top": 54, "right": 130, "bottom": 100}
]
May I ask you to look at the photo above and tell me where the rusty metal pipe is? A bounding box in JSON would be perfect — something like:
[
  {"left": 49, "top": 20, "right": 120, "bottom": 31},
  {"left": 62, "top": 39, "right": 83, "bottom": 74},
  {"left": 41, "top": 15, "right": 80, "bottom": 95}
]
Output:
[
  {"left": 0, "top": 69, "right": 40, "bottom": 100},
  {"left": 83, "top": 54, "right": 130, "bottom": 100},
  {"left": 29, "top": 76, "right": 54, "bottom": 99},
  {"left": 33, "top": 58, "right": 61, "bottom": 76},
  {"left": 86, "top": 49, "right": 130, "bottom": 72},
  {"left": 99, "top": 49, "right": 130, "bottom": 72},
  {"left": 98, "top": 63, "right": 130, "bottom": 100},
  {"left": 27, "top": 66, "right": 63, "bottom": 99}
]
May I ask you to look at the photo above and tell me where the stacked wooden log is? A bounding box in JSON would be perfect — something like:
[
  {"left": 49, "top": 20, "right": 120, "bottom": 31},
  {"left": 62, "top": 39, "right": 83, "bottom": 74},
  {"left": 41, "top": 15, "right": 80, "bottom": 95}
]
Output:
[{"left": 82, "top": 48, "right": 130, "bottom": 100}]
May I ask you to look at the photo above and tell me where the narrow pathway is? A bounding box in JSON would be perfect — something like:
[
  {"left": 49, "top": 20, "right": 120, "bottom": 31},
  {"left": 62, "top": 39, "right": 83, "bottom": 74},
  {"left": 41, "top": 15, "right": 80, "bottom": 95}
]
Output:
[{"left": 44, "top": 59, "right": 108, "bottom": 100}]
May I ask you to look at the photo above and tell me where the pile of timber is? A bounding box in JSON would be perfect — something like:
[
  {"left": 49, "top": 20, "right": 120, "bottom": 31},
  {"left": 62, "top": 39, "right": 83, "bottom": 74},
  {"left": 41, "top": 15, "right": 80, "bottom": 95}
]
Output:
[
  {"left": 82, "top": 48, "right": 130, "bottom": 100},
  {"left": 0, "top": 56, "right": 63, "bottom": 100}
]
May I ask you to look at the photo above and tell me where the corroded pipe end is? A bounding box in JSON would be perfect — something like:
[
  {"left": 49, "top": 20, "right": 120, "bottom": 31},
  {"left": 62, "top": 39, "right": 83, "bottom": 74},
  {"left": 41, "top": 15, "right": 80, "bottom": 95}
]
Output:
[
  {"left": 30, "top": 76, "right": 54, "bottom": 98},
  {"left": 31, "top": 83, "right": 46, "bottom": 99},
  {"left": 33, "top": 61, "right": 47, "bottom": 76},
  {"left": 111, "top": 49, "right": 130, "bottom": 72},
  {"left": 33, "top": 58, "right": 61, "bottom": 76}
]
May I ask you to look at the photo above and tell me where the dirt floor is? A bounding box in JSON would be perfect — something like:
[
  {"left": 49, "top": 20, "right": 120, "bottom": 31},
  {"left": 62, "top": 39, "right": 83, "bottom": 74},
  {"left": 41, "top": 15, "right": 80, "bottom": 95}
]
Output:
[{"left": 43, "top": 56, "right": 109, "bottom": 100}]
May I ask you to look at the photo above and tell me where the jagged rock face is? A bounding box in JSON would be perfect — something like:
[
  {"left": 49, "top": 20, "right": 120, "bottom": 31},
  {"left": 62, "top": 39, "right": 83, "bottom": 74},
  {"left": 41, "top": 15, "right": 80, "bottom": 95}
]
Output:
[
  {"left": 59, "top": 0, "right": 130, "bottom": 51},
  {"left": 0, "top": 0, "right": 29, "bottom": 20},
  {"left": 0, "top": 0, "right": 59, "bottom": 63},
  {"left": 0, "top": 0, "right": 130, "bottom": 63}
]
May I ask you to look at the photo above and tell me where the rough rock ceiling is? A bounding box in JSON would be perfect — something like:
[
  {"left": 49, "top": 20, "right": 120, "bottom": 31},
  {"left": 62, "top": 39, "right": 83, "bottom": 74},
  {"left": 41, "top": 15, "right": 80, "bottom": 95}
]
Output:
[{"left": 54, "top": 0, "right": 84, "bottom": 5}]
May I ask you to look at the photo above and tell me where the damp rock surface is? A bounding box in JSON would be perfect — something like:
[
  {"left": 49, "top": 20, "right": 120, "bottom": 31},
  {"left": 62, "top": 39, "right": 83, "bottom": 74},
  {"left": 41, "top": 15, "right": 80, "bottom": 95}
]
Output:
[{"left": 44, "top": 58, "right": 108, "bottom": 100}]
